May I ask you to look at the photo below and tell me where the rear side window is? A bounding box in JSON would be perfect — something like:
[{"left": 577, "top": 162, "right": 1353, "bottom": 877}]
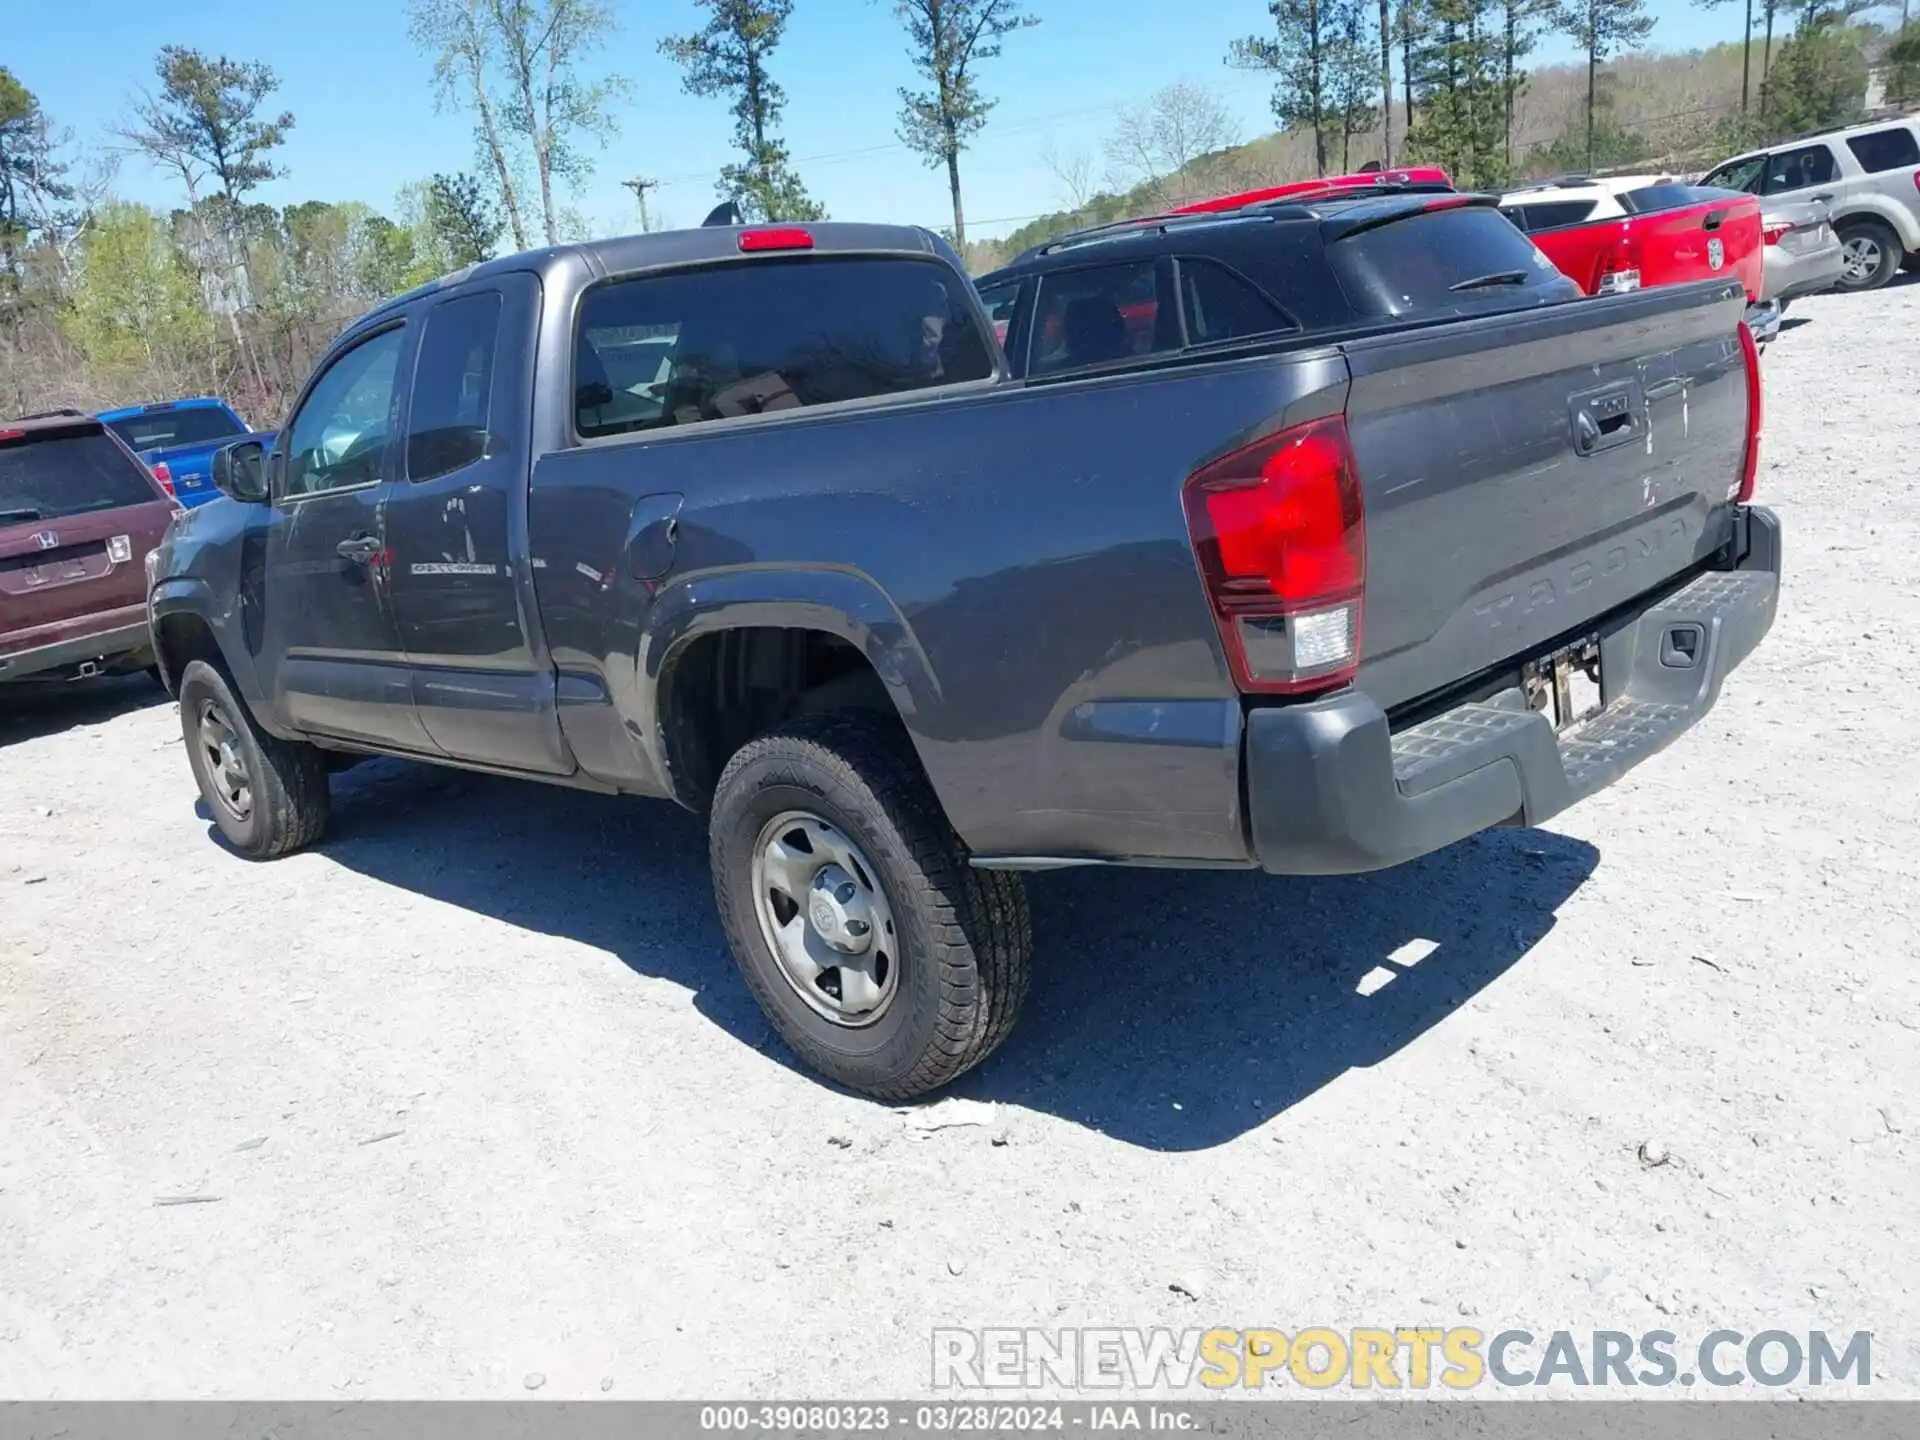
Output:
[
  {"left": 574, "top": 256, "right": 994, "bottom": 439},
  {"left": 407, "top": 291, "right": 502, "bottom": 481},
  {"left": 977, "top": 280, "right": 1020, "bottom": 348},
  {"left": 1029, "top": 262, "right": 1167, "bottom": 376},
  {"left": 1762, "top": 145, "right": 1837, "bottom": 194},
  {"left": 0, "top": 428, "right": 159, "bottom": 523},
  {"left": 1507, "top": 199, "right": 1599, "bottom": 231},
  {"left": 1618, "top": 184, "right": 1720, "bottom": 214},
  {"left": 104, "top": 407, "right": 244, "bottom": 452},
  {"left": 1328, "top": 206, "right": 1568, "bottom": 318},
  {"left": 1846, "top": 127, "right": 1920, "bottom": 174},
  {"left": 1177, "top": 258, "right": 1295, "bottom": 345}
]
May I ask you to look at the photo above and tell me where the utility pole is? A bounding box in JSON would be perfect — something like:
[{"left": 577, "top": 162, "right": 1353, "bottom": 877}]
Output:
[{"left": 621, "top": 177, "right": 660, "bottom": 232}]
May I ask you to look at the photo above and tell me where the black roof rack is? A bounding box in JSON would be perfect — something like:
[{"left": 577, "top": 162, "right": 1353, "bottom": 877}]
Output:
[{"left": 12, "top": 407, "right": 87, "bottom": 421}]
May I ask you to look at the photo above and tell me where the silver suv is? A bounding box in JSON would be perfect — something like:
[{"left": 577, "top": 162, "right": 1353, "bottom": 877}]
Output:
[{"left": 1701, "top": 116, "right": 1920, "bottom": 291}]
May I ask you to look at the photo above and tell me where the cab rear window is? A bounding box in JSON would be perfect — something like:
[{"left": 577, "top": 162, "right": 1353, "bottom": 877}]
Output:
[
  {"left": 1, "top": 427, "right": 161, "bottom": 524},
  {"left": 104, "top": 407, "right": 244, "bottom": 452},
  {"left": 574, "top": 256, "right": 995, "bottom": 440},
  {"left": 1328, "top": 206, "right": 1573, "bottom": 318}
]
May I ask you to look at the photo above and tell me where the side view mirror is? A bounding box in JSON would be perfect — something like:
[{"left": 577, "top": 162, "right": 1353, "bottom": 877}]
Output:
[{"left": 212, "top": 437, "right": 269, "bottom": 504}]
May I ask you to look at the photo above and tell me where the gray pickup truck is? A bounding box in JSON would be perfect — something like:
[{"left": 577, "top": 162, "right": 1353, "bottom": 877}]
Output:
[{"left": 148, "top": 198, "right": 1780, "bottom": 1098}]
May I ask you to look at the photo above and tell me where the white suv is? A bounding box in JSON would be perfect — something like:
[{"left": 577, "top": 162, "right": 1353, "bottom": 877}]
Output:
[{"left": 1700, "top": 116, "right": 1920, "bottom": 291}]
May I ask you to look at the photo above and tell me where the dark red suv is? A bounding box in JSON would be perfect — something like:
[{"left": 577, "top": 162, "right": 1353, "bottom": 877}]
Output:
[{"left": 2, "top": 410, "right": 180, "bottom": 685}]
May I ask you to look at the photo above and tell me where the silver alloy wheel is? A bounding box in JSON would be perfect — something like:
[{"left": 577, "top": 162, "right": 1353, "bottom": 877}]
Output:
[
  {"left": 1843, "top": 234, "right": 1882, "bottom": 283},
  {"left": 750, "top": 810, "right": 899, "bottom": 1027},
  {"left": 198, "top": 698, "right": 253, "bottom": 821}
]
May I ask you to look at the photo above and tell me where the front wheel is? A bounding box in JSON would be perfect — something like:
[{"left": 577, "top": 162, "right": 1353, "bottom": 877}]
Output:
[
  {"left": 178, "top": 658, "right": 330, "bottom": 859},
  {"left": 1836, "top": 219, "right": 1904, "bottom": 291},
  {"left": 709, "top": 712, "right": 1032, "bottom": 1100}
]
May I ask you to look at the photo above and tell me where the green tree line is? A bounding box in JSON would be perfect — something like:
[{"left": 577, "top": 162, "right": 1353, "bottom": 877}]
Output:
[
  {"left": 2, "top": 0, "right": 1911, "bottom": 418},
  {"left": 2, "top": 0, "right": 1040, "bottom": 420}
]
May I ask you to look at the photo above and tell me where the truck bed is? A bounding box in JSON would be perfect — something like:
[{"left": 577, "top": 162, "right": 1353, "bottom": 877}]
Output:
[{"left": 529, "top": 278, "right": 1755, "bottom": 867}]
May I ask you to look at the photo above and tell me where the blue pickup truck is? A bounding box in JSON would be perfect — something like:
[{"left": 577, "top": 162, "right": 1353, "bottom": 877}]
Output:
[{"left": 97, "top": 397, "right": 256, "bottom": 508}]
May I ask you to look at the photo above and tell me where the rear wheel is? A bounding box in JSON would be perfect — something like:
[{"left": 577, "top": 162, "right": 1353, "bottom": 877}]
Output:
[
  {"left": 1836, "top": 219, "right": 1903, "bottom": 291},
  {"left": 709, "top": 712, "right": 1031, "bottom": 1100},
  {"left": 178, "top": 658, "right": 330, "bottom": 859}
]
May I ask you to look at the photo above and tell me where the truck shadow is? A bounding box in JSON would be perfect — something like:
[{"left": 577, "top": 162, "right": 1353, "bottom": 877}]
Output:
[
  {"left": 0, "top": 674, "right": 168, "bottom": 750},
  {"left": 305, "top": 759, "right": 1597, "bottom": 1152}
]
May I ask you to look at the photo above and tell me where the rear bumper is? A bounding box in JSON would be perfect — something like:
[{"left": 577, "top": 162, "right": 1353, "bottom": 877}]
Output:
[
  {"left": 1762, "top": 243, "right": 1845, "bottom": 305},
  {"left": 0, "top": 619, "right": 153, "bottom": 683},
  {"left": 1245, "top": 506, "right": 1781, "bottom": 875},
  {"left": 1745, "top": 299, "right": 1782, "bottom": 346}
]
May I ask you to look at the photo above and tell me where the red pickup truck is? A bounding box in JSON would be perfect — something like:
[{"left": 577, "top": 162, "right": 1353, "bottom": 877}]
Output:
[{"left": 1497, "top": 175, "right": 1773, "bottom": 342}]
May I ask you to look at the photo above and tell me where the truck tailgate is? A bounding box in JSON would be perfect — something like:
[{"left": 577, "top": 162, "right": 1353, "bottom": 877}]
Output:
[{"left": 1341, "top": 279, "right": 1752, "bottom": 712}]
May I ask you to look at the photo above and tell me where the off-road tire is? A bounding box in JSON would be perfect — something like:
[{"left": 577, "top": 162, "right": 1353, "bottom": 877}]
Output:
[
  {"left": 1836, "top": 218, "right": 1904, "bottom": 292},
  {"left": 709, "top": 711, "right": 1032, "bottom": 1100},
  {"left": 178, "top": 658, "right": 330, "bottom": 860}
]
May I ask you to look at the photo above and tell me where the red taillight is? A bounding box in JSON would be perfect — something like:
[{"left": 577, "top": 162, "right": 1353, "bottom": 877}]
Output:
[
  {"left": 0, "top": 427, "right": 23, "bottom": 442},
  {"left": 1737, "top": 320, "right": 1762, "bottom": 503},
  {"left": 1182, "top": 415, "right": 1366, "bottom": 696},
  {"left": 1595, "top": 235, "right": 1641, "bottom": 294},
  {"left": 150, "top": 460, "right": 175, "bottom": 496},
  {"left": 737, "top": 227, "right": 814, "bottom": 252},
  {"left": 1762, "top": 224, "right": 1789, "bottom": 246}
]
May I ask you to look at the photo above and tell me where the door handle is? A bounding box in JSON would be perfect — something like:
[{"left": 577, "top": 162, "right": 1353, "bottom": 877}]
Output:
[{"left": 337, "top": 534, "right": 382, "bottom": 563}]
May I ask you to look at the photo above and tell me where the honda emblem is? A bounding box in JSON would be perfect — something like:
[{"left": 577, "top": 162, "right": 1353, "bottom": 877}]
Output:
[
  {"left": 1707, "top": 238, "right": 1725, "bottom": 271},
  {"left": 32, "top": 530, "right": 59, "bottom": 550}
]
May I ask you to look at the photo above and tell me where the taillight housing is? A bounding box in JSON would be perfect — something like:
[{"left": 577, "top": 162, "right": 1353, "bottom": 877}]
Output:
[
  {"left": 1737, "top": 319, "right": 1762, "bottom": 503},
  {"left": 150, "top": 460, "right": 175, "bottom": 496},
  {"left": 1182, "top": 415, "right": 1366, "bottom": 695},
  {"left": 1594, "top": 231, "right": 1641, "bottom": 294},
  {"left": 1761, "top": 223, "right": 1789, "bottom": 246}
]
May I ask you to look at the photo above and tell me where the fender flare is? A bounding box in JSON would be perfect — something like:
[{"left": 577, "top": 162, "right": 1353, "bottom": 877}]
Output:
[
  {"left": 637, "top": 565, "right": 947, "bottom": 799},
  {"left": 148, "top": 578, "right": 276, "bottom": 730}
]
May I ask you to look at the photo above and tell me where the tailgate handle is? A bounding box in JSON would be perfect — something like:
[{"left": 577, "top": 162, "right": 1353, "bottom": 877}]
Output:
[
  {"left": 1702, "top": 209, "right": 1726, "bottom": 230},
  {"left": 1570, "top": 383, "right": 1643, "bottom": 457}
]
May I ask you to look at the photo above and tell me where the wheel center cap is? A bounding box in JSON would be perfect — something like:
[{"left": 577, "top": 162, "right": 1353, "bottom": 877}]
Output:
[{"left": 807, "top": 865, "right": 871, "bottom": 954}]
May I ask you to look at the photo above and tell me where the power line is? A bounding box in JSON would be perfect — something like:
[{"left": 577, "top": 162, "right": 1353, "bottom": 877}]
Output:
[{"left": 644, "top": 77, "right": 1286, "bottom": 190}]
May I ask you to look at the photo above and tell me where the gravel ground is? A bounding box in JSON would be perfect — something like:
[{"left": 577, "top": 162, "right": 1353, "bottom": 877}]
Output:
[{"left": 3, "top": 278, "right": 1917, "bottom": 1402}]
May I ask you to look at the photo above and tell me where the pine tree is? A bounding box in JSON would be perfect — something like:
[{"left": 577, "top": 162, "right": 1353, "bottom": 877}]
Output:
[
  {"left": 1232, "top": 0, "right": 1377, "bottom": 176},
  {"left": 1551, "top": 0, "right": 1656, "bottom": 171},
  {"left": 1328, "top": 1, "right": 1383, "bottom": 169},
  {"left": 1407, "top": 0, "right": 1507, "bottom": 185},
  {"left": 892, "top": 0, "right": 1038, "bottom": 249},
  {"left": 662, "top": 0, "right": 825, "bottom": 223},
  {"left": 1498, "top": 0, "right": 1548, "bottom": 167},
  {"left": 0, "top": 69, "right": 74, "bottom": 296}
]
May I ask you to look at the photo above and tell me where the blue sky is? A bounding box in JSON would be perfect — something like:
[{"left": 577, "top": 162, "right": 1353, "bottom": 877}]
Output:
[{"left": 12, "top": 0, "right": 1743, "bottom": 241}]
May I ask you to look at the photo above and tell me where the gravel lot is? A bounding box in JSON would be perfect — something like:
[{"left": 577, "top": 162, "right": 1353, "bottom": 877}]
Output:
[{"left": 4, "top": 278, "right": 1917, "bottom": 1402}]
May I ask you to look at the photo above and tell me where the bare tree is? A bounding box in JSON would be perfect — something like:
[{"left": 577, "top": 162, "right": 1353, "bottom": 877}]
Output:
[
  {"left": 1038, "top": 136, "right": 1097, "bottom": 209},
  {"left": 485, "top": 0, "right": 626, "bottom": 246},
  {"left": 892, "top": 0, "right": 1040, "bottom": 249},
  {"left": 1104, "top": 81, "right": 1241, "bottom": 208},
  {"left": 410, "top": 0, "right": 530, "bottom": 251}
]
